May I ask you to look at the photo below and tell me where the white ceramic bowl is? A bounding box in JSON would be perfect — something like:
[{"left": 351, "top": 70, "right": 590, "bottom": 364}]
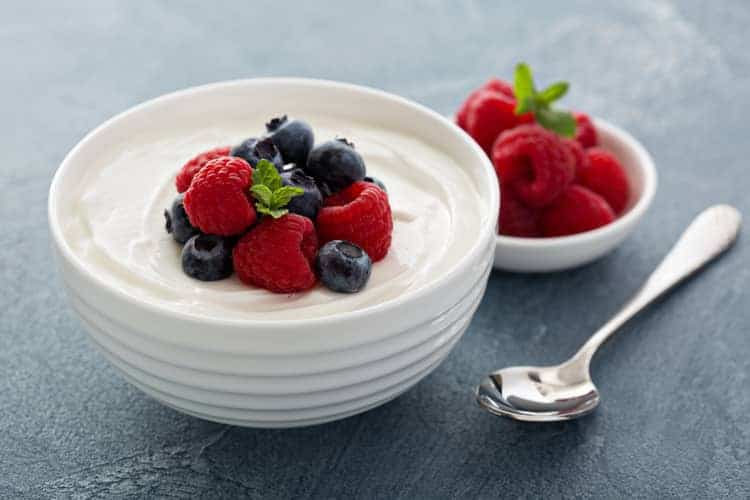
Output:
[
  {"left": 48, "top": 78, "right": 498, "bottom": 428},
  {"left": 493, "top": 119, "right": 657, "bottom": 272}
]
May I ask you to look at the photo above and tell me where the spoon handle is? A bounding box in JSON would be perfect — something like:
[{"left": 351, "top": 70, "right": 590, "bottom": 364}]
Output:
[{"left": 575, "top": 204, "right": 741, "bottom": 365}]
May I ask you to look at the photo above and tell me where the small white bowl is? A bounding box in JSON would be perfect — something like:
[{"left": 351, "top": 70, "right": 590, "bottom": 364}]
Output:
[
  {"left": 48, "top": 78, "right": 498, "bottom": 428},
  {"left": 494, "top": 119, "right": 657, "bottom": 272}
]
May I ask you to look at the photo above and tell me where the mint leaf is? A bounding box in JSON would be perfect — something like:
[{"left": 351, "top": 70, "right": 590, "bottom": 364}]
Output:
[
  {"left": 538, "top": 81, "right": 569, "bottom": 104},
  {"left": 252, "top": 159, "right": 282, "bottom": 192},
  {"left": 249, "top": 159, "right": 304, "bottom": 218},
  {"left": 536, "top": 108, "right": 577, "bottom": 138},
  {"left": 250, "top": 184, "right": 273, "bottom": 206},
  {"left": 270, "top": 186, "right": 304, "bottom": 209},
  {"left": 513, "top": 63, "right": 535, "bottom": 103},
  {"left": 511, "top": 62, "right": 577, "bottom": 137},
  {"left": 515, "top": 95, "right": 538, "bottom": 115},
  {"left": 256, "top": 205, "right": 289, "bottom": 219}
]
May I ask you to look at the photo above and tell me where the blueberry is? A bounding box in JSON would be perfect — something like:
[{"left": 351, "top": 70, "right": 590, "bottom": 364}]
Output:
[
  {"left": 305, "top": 138, "right": 366, "bottom": 192},
  {"left": 316, "top": 179, "right": 333, "bottom": 198},
  {"left": 364, "top": 175, "right": 387, "bottom": 193},
  {"left": 164, "top": 193, "right": 199, "bottom": 244},
  {"left": 316, "top": 240, "right": 372, "bottom": 293},
  {"left": 230, "top": 136, "right": 284, "bottom": 170},
  {"left": 281, "top": 168, "right": 323, "bottom": 220},
  {"left": 265, "top": 115, "right": 287, "bottom": 132},
  {"left": 181, "top": 234, "right": 233, "bottom": 281},
  {"left": 278, "top": 163, "right": 299, "bottom": 173},
  {"left": 265, "top": 115, "right": 314, "bottom": 166}
]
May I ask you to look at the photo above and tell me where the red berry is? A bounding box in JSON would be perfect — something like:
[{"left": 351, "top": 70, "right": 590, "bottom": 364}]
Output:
[
  {"left": 564, "top": 138, "right": 589, "bottom": 181},
  {"left": 498, "top": 183, "right": 540, "bottom": 237},
  {"left": 233, "top": 214, "right": 318, "bottom": 293},
  {"left": 579, "top": 148, "right": 630, "bottom": 214},
  {"left": 317, "top": 181, "right": 392, "bottom": 262},
  {"left": 573, "top": 112, "right": 598, "bottom": 148},
  {"left": 175, "top": 146, "right": 231, "bottom": 193},
  {"left": 491, "top": 124, "right": 575, "bottom": 208},
  {"left": 516, "top": 110, "right": 536, "bottom": 125},
  {"left": 455, "top": 79, "right": 514, "bottom": 130},
  {"left": 484, "top": 79, "right": 515, "bottom": 98},
  {"left": 540, "top": 185, "right": 615, "bottom": 237},
  {"left": 183, "top": 157, "right": 256, "bottom": 236},
  {"left": 465, "top": 92, "right": 521, "bottom": 154}
]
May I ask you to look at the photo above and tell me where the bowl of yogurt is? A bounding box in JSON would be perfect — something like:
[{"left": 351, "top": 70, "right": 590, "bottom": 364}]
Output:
[{"left": 48, "top": 78, "right": 498, "bottom": 427}]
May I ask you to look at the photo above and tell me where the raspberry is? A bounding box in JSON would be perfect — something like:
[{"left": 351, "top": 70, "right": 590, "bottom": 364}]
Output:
[
  {"left": 564, "top": 138, "right": 589, "bottom": 180},
  {"left": 465, "top": 92, "right": 526, "bottom": 154},
  {"left": 317, "top": 181, "right": 392, "bottom": 262},
  {"left": 579, "top": 148, "right": 630, "bottom": 214},
  {"left": 484, "top": 79, "right": 515, "bottom": 98},
  {"left": 233, "top": 214, "right": 318, "bottom": 293},
  {"left": 498, "top": 183, "right": 540, "bottom": 237},
  {"left": 183, "top": 157, "right": 255, "bottom": 236},
  {"left": 455, "top": 79, "right": 514, "bottom": 130},
  {"left": 540, "top": 185, "right": 615, "bottom": 237},
  {"left": 175, "top": 146, "right": 231, "bottom": 193},
  {"left": 491, "top": 124, "right": 575, "bottom": 208},
  {"left": 573, "top": 112, "right": 598, "bottom": 148}
]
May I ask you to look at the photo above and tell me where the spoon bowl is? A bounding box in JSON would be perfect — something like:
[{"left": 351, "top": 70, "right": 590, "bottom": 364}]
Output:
[{"left": 476, "top": 364, "right": 600, "bottom": 422}]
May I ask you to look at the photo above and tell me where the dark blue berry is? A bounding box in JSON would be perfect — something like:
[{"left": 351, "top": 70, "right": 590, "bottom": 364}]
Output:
[
  {"left": 305, "top": 138, "right": 366, "bottom": 192},
  {"left": 316, "top": 180, "right": 333, "bottom": 198},
  {"left": 164, "top": 193, "right": 199, "bottom": 244},
  {"left": 364, "top": 176, "right": 387, "bottom": 193},
  {"left": 265, "top": 115, "right": 287, "bottom": 132},
  {"left": 281, "top": 168, "right": 323, "bottom": 220},
  {"left": 230, "top": 136, "right": 284, "bottom": 170},
  {"left": 265, "top": 116, "right": 314, "bottom": 166},
  {"left": 316, "top": 240, "right": 372, "bottom": 293},
  {"left": 278, "top": 163, "right": 298, "bottom": 173},
  {"left": 181, "top": 234, "right": 233, "bottom": 281}
]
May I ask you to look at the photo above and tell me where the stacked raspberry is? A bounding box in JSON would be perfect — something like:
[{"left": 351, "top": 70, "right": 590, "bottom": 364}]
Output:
[
  {"left": 163, "top": 116, "right": 392, "bottom": 294},
  {"left": 456, "top": 63, "right": 630, "bottom": 237}
]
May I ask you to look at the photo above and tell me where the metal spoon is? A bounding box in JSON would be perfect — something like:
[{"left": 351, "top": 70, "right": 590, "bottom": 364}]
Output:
[{"left": 476, "top": 204, "right": 742, "bottom": 422}]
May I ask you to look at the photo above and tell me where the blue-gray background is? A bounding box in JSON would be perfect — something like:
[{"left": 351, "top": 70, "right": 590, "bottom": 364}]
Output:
[{"left": 2, "top": 1, "right": 749, "bottom": 498}]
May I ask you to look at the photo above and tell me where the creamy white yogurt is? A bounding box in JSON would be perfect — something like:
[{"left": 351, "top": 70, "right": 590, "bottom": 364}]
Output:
[{"left": 61, "top": 117, "right": 485, "bottom": 320}]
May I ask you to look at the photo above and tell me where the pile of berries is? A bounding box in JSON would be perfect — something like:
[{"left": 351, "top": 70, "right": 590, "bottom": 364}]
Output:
[
  {"left": 164, "top": 116, "right": 392, "bottom": 294},
  {"left": 456, "top": 63, "right": 630, "bottom": 237}
]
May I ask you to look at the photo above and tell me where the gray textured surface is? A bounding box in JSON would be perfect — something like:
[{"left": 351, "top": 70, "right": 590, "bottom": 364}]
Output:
[{"left": 2, "top": 1, "right": 749, "bottom": 498}]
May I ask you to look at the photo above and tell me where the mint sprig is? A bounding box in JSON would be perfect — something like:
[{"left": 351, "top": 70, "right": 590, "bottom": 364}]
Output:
[
  {"left": 513, "top": 62, "right": 576, "bottom": 138},
  {"left": 249, "top": 160, "right": 303, "bottom": 218}
]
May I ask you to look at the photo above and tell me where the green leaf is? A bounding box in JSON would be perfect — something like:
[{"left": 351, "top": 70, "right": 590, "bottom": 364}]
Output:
[
  {"left": 511, "top": 62, "right": 576, "bottom": 137},
  {"left": 250, "top": 184, "right": 273, "bottom": 206},
  {"left": 538, "top": 81, "right": 569, "bottom": 104},
  {"left": 252, "top": 159, "right": 282, "bottom": 192},
  {"left": 249, "top": 159, "right": 304, "bottom": 219},
  {"left": 256, "top": 205, "right": 289, "bottom": 219},
  {"left": 535, "top": 108, "right": 577, "bottom": 138},
  {"left": 270, "top": 186, "right": 304, "bottom": 209},
  {"left": 513, "top": 62, "right": 535, "bottom": 102},
  {"left": 515, "top": 95, "right": 538, "bottom": 115}
]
